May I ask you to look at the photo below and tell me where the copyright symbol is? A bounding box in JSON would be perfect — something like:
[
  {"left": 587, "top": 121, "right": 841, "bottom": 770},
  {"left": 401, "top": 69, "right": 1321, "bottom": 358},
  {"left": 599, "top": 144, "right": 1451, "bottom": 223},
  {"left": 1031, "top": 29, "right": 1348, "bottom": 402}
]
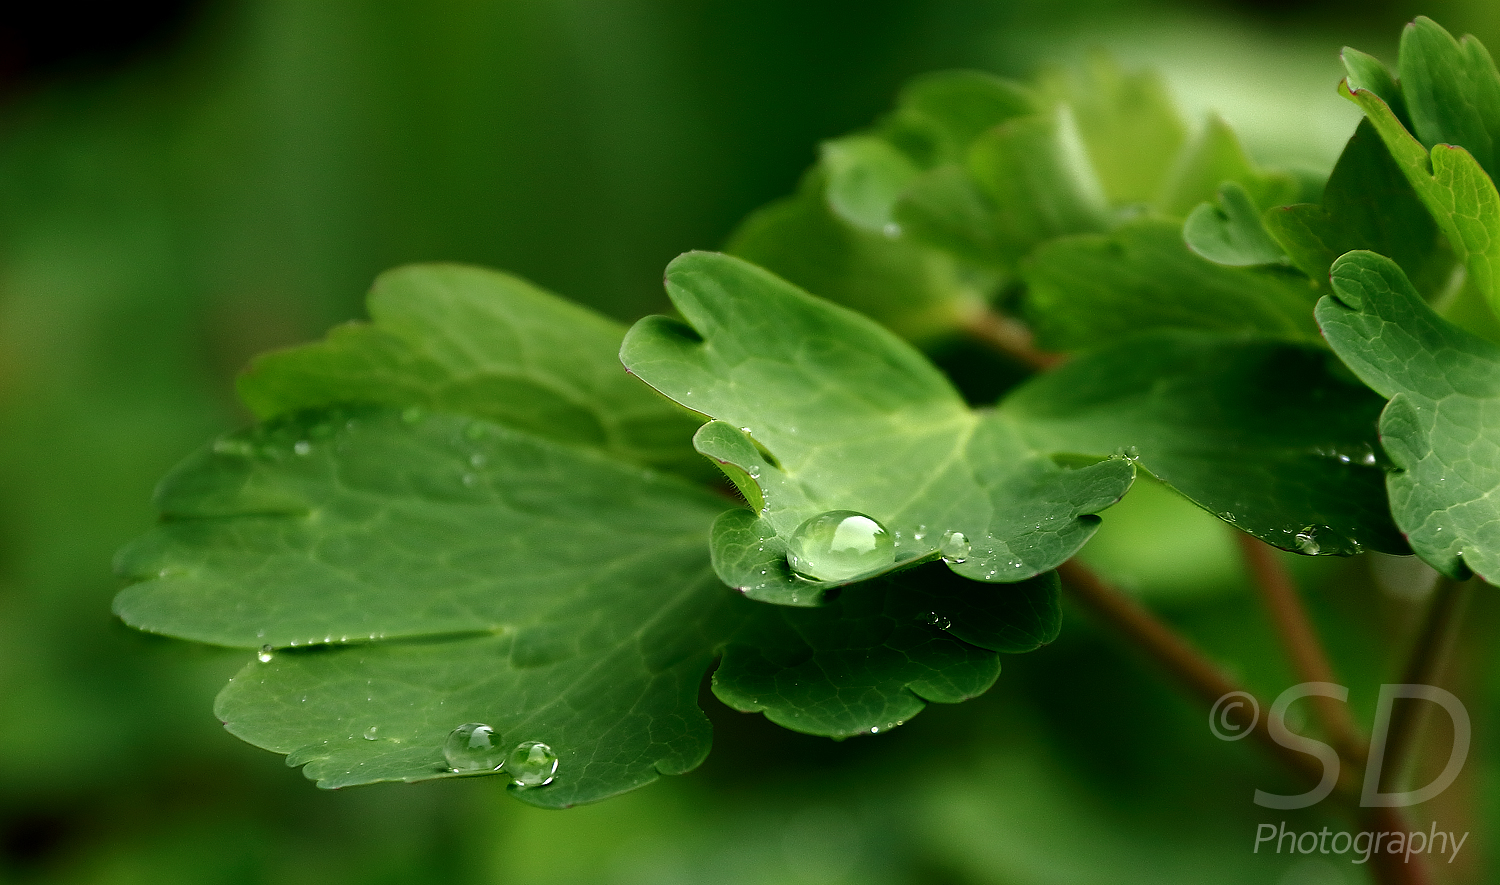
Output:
[{"left": 1210, "top": 691, "right": 1259, "bottom": 741}]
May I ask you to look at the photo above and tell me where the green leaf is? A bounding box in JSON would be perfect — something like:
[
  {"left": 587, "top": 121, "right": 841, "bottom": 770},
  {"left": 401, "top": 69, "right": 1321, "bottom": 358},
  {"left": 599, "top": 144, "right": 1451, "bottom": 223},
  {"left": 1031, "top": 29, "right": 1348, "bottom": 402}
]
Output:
[
  {"left": 117, "top": 404, "right": 1055, "bottom": 800},
  {"left": 1342, "top": 65, "right": 1500, "bottom": 316},
  {"left": 620, "top": 251, "right": 1134, "bottom": 604},
  {"left": 1397, "top": 16, "right": 1500, "bottom": 179},
  {"left": 1183, "top": 181, "right": 1290, "bottom": 267},
  {"left": 1021, "top": 219, "right": 1322, "bottom": 352},
  {"left": 820, "top": 135, "right": 923, "bottom": 232},
  {"left": 1262, "top": 119, "right": 1446, "bottom": 291},
  {"left": 1037, "top": 54, "right": 1187, "bottom": 206},
  {"left": 715, "top": 565, "right": 1061, "bottom": 734},
  {"left": 238, "top": 263, "right": 706, "bottom": 478},
  {"left": 1319, "top": 250, "right": 1500, "bottom": 580},
  {"left": 964, "top": 110, "right": 1111, "bottom": 256},
  {"left": 726, "top": 170, "right": 987, "bottom": 342},
  {"left": 1156, "top": 116, "right": 1299, "bottom": 219},
  {"left": 885, "top": 70, "right": 1039, "bottom": 166},
  {"left": 1001, "top": 330, "right": 1407, "bottom": 556}
]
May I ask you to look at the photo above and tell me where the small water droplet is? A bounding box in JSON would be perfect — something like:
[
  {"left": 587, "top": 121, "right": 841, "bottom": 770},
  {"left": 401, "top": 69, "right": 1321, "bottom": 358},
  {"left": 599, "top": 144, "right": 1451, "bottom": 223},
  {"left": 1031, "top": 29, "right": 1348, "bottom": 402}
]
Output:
[
  {"left": 401, "top": 406, "right": 425, "bottom": 425},
  {"left": 919, "top": 612, "right": 952, "bottom": 630},
  {"left": 1218, "top": 512, "right": 1236, "bottom": 523},
  {"left": 444, "top": 723, "right": 505, "bottom": 772},
  {"left": 785, "top": 511, "right": 895, "bottom": 581},
  {"left": 741, "top": 426, "right": 753, "bottom": 434},
  {"left": 869, "top": 726, "right": 880, "bottom": 733},
  {"left": 1294, "top": 527, "right": 1322, "bottom": 555},
  {"left": 257, "top": 645, "right": 273, "bottom": 663},
  {"left": 1113, "top": 445, "right": 1140, "bottom": 461},
  {"left": 913, "top": 524, "right": 927, "bottom": 541},
  {"left": 363, "top": 726, "right": 379, "bottom": 741},
  {"left": 293, "top": 440, "right": 312, "bottom": 456},
  {"left": 506, "top": 740, "right": 558, "bottom": 787},
  {"left": 939, "top": 530, "right": 970, "bottom": 563}
]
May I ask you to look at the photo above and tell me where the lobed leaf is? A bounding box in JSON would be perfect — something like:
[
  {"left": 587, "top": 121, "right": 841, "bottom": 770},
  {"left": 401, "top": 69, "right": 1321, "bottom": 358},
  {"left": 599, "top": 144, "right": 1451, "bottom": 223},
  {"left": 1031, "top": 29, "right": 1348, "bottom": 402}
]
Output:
[
  {"left": 1319, "top": 250, "right": 1500, "bottom": 581},
  {"left": 1342, "top": 27, "right": 1500, "bottom": 316},
  {"left": 116, "top": 264, "right": 1069, "bottom": 802},
  {"left": 621, "top": 251, "right": 1134, "bottom": 604},
  {"left": 238, "top": 264, "right": 707, "bottom": 477},
  {"left": 1021, "top": 219, "right": 1321, "bottom": 352},
  {"left": 1001, "top": 331, "right": 1407, "bottom": 556}
]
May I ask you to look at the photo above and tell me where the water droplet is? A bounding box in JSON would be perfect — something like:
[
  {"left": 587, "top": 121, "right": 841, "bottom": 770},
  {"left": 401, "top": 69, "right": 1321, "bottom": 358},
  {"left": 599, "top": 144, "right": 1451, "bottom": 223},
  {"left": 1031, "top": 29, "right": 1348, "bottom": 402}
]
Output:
[
  {"left": 740, "top": 426, "right": 753, "bottom": 434},
  {"left": 363, "top": 726, "right": 379, "bottom": 741},
  {"left": 444, "top": 723, "right": 505, "bottom": 772},
  {"left": 939, "top": 530, "right": 970, "bottom": 563},
  {"left": 1113, "top": 445, "right": 1140, "bottom": 461},
  {"left": 1294, "top": 527, "right": 1321, "bottom": 555},
  {"left": 506, "top": 740, "right": 558, "bottom": 787},
  {"left": 785, "top": 511, "right": 895, "bottom": 581},
  {"left": 918, "top": 612, "right": 952, "bottom": 630},
  {"left": 869, "top": 726, "right": 880, "bottom": 733},
  {"left": 913, "top": 524, "right": 927, "bottom": 541},
  {"left": 293, "top": 440, "right": 312, "bottom": 456},
  {"left": 1218, "top": 511, "right": 1236, "bottom": 523},
  {"left": 257, "top": 645, "right": 273, "bottom": 663},
  {"left": 401, "top": 406, "right": 425, "bottom": 425}
]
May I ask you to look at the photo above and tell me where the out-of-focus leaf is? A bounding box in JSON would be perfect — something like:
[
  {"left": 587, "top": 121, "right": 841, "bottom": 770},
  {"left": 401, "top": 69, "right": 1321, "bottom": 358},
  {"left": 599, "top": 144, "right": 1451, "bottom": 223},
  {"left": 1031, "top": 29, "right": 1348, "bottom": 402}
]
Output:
[
  {"left": 1038, "top": 54, "right": 1187, "bottom": 206},
  {"left": 726, "top": 171, "right": 987, "bottom": 342},
  {"left": 1183, "top": 181, "right": 1290, "bottom": 267},
  {"left": 1156, "top": 116, "right": 1300, "bottom": 218},
  {"left": 1022, "top": 219, "right": 1321, "bottom": 352}
]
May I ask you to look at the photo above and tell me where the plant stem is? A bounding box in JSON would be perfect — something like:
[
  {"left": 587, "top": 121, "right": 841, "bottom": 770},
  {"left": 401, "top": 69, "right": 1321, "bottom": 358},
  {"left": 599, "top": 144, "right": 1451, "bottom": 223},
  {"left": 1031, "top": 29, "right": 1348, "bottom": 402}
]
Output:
[
  {"left": 1381, "top": 575, "right": 1472, "bottom": 797},
  {"left": 1362, "top": 805, "right": 1434, "bottom": 885},
  {"left": 1234, "top": 533, "right": 1367, "bottom": 767},
  {"left": 1057, "top": 559, "right": 1332, "bottom": 790},
  {"left": 960, "top": 307, "right": 1062, "bottom": 371}
]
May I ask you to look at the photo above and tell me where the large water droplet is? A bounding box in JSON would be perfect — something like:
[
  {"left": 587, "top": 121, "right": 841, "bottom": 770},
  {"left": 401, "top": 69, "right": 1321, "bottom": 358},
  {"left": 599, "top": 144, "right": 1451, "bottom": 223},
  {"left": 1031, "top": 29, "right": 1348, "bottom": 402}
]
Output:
[
  {"left": 257, "top": 645, "right": 273, "bottom": 663},
  {"left": 444, "top": 723, "right": 505, "bottom": 772},
  {"left": 1294, "top": 527, "right": 1321, "bottom": 555},
  {"left": 939, "top": 530, "right": 970, "bottom": 563},
  {"left": 785, "top": 511, "right": 895, "bottom": 582},
  {"left": 363, "top": 726, "right": 379, "bottom": 741},
  {"left": 506, "top": 740, "right": 558, "bottom": 787}
]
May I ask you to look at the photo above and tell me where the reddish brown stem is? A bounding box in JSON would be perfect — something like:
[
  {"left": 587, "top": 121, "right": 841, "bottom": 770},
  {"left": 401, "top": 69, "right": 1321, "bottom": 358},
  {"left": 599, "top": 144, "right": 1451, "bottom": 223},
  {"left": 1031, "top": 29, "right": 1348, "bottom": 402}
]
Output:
[
  {"left": 960, "top": 308, "right": 1063, "bottom": 371},
  {"left": 1235, "top": 533, "right": 1367, "bottom": 767}
]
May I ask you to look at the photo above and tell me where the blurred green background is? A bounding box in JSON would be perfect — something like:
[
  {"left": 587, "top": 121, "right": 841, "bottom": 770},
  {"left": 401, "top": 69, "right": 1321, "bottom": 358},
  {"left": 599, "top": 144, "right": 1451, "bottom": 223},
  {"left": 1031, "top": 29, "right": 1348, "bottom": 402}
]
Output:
[{"left": 2, "top": 1, "right": 1499, "bottom": 882}]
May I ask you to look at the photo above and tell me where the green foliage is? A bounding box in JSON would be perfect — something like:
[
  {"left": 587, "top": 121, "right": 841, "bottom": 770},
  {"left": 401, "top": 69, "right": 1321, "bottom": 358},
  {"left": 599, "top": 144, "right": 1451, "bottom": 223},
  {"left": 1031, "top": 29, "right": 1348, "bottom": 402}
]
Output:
[
  {"left": 1320, "top": 251, "right": 1500, "bottom": 581},
  {"left": 113, "top": 16, "right": 1500, "bottom": 827}
]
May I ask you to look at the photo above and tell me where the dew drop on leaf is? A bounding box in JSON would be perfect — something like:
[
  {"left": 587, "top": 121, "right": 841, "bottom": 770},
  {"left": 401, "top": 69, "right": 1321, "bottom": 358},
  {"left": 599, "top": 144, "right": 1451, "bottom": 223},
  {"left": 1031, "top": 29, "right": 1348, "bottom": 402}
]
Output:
[
  {"left": 444, "top": 723, "right": 505, "bottom": 772},
  {"left": 918, "top": 612, "right": 952, "bottom": 630},
  {"left": 506, "top": 740, "right": 558, "bottom": 788},
  {"left": 939, "top": 530, "right": 970, "bottom": 563},
  {"left": 1294, "top": 527, "right": 1321, "bottom": 555},
  {"left": 785, "top": 511, "right": 895, "bottom": 581},
  {"left": 257, "top": 645, "right": 273, "bottom": 663},
  {"left": 363, "top": 726, "right": 378, "bottom": 741}
]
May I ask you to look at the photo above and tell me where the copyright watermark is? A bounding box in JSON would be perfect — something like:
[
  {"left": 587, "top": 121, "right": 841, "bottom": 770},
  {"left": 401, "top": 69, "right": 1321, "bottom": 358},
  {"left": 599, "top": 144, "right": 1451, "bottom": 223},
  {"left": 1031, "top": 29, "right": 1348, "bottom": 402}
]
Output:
[{"left": 1210, "top": 682, "right": 1470, "bottom": 810}]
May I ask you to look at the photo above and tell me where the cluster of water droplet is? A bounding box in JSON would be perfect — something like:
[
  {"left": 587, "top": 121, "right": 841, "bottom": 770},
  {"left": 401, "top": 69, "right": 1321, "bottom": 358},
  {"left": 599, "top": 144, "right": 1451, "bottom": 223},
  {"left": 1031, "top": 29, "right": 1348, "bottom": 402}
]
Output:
[
  {"left": 785, "top": 511, "right": 895, "bottom": 582},
  {"left": 442, "top": 722, "right": 558, "bottom": 787}
]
